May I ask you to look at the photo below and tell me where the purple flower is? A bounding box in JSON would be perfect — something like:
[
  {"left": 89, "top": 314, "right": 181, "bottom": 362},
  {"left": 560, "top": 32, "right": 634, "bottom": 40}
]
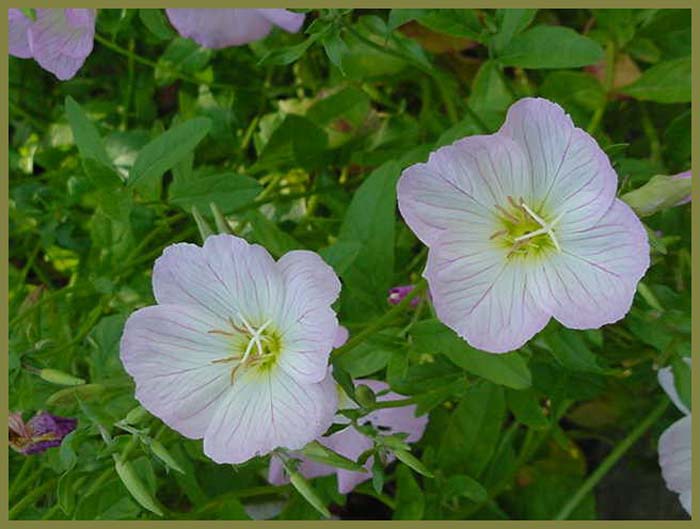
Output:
[
  {"left": 673, "top": 170, "right": 691, "bottom": 206},
  {"left": 9, "top": 411, "right": 77, "bottom": 455},
  {"left": 119, "top": 234, "right": 341, "bottom": 464},
  {"left": 657, "top": 358, "right": 691, "bottom": 516},
  {"left": 165, "top": 9, "right": 305, "bottom": 49},
  {"left": 268, "top": 379, "right": 429, "bottom": 494},
  {"left": 9, "top": 9, "right": 96, "bottom": 81},
  {"left": 388, "top": 285, "right": 422, "bottom": 307},
  {"left": 397, "top": 97, "right": 650, "bottom": 353}
]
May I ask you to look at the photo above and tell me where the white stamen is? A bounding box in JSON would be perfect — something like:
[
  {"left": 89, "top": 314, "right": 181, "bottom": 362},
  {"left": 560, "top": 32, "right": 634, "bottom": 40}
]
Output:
[
  {"left": 237, "top": 314, "right": 273, "bottom": 364},
  {"left": 514, "top": 202, "right": 565, "bottom": 252}
]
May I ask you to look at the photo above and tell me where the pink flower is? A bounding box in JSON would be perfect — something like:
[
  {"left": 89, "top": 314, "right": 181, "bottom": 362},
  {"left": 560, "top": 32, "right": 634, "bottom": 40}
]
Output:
[
  {"left": 9, "top": 9, "right": 96, "bottom": 81},
  {"left": 268, "top": 379, "right": 429, "bottom": 494},
  {"left": 120, "top": 234, "right": 341, "bottom": 464},
  {"left": 657, "top": 358, "right": 691, "bottom": 516},
  {"left": 9, "top": 411, "right": 77, "bottom": 455},
  {"left": 388, "top": 284, "right": 422, "bottom": 307},
  {"left": 165, "top": 9, "right": 305, "bottom": 49},
  {"left": 397, "top": 97, "right": 650, "bottom": 353}
]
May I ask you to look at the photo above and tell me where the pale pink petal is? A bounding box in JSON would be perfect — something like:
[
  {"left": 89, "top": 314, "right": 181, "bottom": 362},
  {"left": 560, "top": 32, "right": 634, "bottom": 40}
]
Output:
[
  {"left": 119, "top": 304, "right": 233, "bottom": 439},
  {"left": 659, "top": 416, "right": 692, "bottom": 516},
  {"left": 529, "top": 200, "right": 649, "bottom": 329},
  {"left": 275, "top": 250, "right": 340, "bottom": 384},
  {"left": 28, "top": 9, "right": 95, "bottom": 80},
  {"left": 499, "top": 97, "right": 617, "bottom": 232},
  {"left": 166, "top": 9, "right": 273, "bottom": 49},
  {"left": 359, "top": 380, "right": 428, "bottom": 443},
  {"left": 9, "top": 9, "right": 32, "bottom": 58},
  {"left": 153, "top": 235, "right": 284, "bottom": 325},
  {"left": 397, "top": 134, "right": 530, "bottom": 245},
  {"left": 203, "top": 367, "right": 337, "bottom": 464},
  {"left": 333, "top": 326, "right": 349, "bottom": 348},
  {"left": 256, "top": 9, "right": 305, "bottom": 33},
  {"left": 658, "top": 358, "right": 691, "bottom": 416}
]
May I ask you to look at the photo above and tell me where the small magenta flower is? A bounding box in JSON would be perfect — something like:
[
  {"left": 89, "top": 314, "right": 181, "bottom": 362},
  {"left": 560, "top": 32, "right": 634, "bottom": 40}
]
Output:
[
  {"left": 120, "top": 234, "right": 341, "bottom": 464},
  {"left": 388, "top": 285, "right": 422, "bottom": 307},
  {"left": 268, "top": 379, "right": 429, "bottom": 494},
  {"left": 397, "top": 97, "right": 650, "bottom": 353},
  {"left": 658, "top": 358, "right": 691, "bottom": 516},
  {"left": 9, "top": 411, "right": 77, "bottom": 455},
  {"left": 8, "top": 9, "right": 96, "bottom": 81},
  {"left": 165, "top": 9, "right": 305, "bottom": 49}
]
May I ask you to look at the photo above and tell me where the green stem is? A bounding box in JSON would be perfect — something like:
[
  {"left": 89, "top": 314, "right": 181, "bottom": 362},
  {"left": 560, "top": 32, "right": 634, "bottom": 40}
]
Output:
[
  {"left": 9, "top": 478, "right": 56, "bottom": 519},
  {"left": 371, "top": 397, "right": 416, "bottom": 410},
  {"left": 639, "top": 102, "right": 661, "bottom": 165},
  {"left": 332, "top": 280, "right": 427, "bottom": 360},
  {"left": 554, "top": 398, "right": 670, "bottom": 520},
  {"left": 587, "top": 41, "right": 616, "bottom": 135},
  {"left": 8, "top": 457, "right": 35, "bottom": 501}
]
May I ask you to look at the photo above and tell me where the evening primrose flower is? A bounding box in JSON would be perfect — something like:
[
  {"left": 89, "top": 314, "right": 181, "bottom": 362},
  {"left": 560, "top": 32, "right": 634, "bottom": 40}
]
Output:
[
  {"left": 165, "top": 9, "right": 305, "bottom": 49},
  {"left": 8, "top": 9, "right": 96, "bottom": 80},
  {"left": 119, "top": 234, "right": 341, "bottom": 464},
  {"left": 658, "top": 358, "right": 692, "bottom": 516},
  {"left": 397, "top": 97, "right": 649, "bottom": 353},
  {"left": 9, "top": 411, "right": 77, "bottom": 455},
  {"left": 268, "top": 379, "right": 429, "bottom": 494}
]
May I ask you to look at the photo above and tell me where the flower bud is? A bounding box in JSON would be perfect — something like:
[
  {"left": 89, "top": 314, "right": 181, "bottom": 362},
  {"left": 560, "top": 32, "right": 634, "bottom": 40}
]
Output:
[
  {"left": 621, "top": 172, "right": 692, "bottom": 217},
  {"left": 39, "top": 368, "right": 85, "bottom": 386},
  {"left": 355, "top": 384, "right": 377, "bottom": 408}
]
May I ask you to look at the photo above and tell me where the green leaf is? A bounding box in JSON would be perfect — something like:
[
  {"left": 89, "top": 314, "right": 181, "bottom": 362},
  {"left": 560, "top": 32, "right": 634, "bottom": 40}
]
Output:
[
  {"left": 415, "top": 9, "right": 482, "bottom": 39},
  {"left": 300, "top": 441, "right": 366, "bottom": 472},
  {"left": 259, "top": 34, "right": 320, "bottom": 65},
  {"left": 411, "top": 319, "right": 532, "bottom": 390},
  {"left": 443, "top": 474, "right": 488, "bottom": 503},
  {"left": 139, "top": 9, "right": 176, "bottom": 40},
  {"left": 506, "top": 388, "right": 549, "bottom": 429},
  {"left": 129, "top": 117, "right": 211, "bottom": 187},
  {"left": 543, "top": 327, "right": 604, "bottom": 374},
  {"left": 288, "top": 468, "right": 331, "bottom": 518},
  {"left": 492, "top": 9, "right": 538, "bottom": 53},
  {"left": 337, "top": 161, "right": 401, "bottom": 319},
  {"left": 499, "top": 25, "right": 603, "bottom": 69},
  {"left": 247, "top": 210, "right": 305, "bottom": 258},
  {"left": 438, "top": 381, "right": 506, "bottom": 477},
  {"left": 540, "top": 71, "right": 605, "bottom": 125},
  {"left": 469, "top": 60, "right": 513, "bottom": 130},
  {"left": 155, "top": 38, "right": 212, "bottom": 85},
  {"left": 253, "top": 114, "right": 328, "bottom": 171},
  {"left": 191, "top": 205, "right": 214, "bottom": 242},
  {"left": 114, "top": 456, "right": 163, "bottom": 516},
  {"left": 318, "top": 241, "right": 362, "bottom": 276},
  {"left": 394, "top": 449, "right": 434, "bottom": 478},
  {"left": 169, "top": 171, "right": 262, "bottom": 215},
  {"left": 620, "top": 57, "right": 691, "bottom": 103},
  {"left": 393, "top": 464, "right": 425, "bottom": 520},
  {"left": 671, "top": 357, "right": 691, "bottom": 412},
  {"left": 322, "top": 31, "right": 350, "bottom": 74}
]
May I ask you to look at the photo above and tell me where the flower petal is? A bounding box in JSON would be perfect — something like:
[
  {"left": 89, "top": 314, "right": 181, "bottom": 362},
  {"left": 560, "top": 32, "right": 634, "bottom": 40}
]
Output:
[
  {"left": 658, "top": 358, "right": 691, "bottom": 416},
  {"left": 530, "top": 199, "right": 649, "bottom": 329},
  {"left": 275, "top": 250, "right": 340, "bottom": 383},
  {"left": 119, "top": 304, "right": 232, "bottom": 439},
  {"left": 9, "top": 9, "right": 32, "bottom": 58},
  {"left": 424, "top": 229, "right": 551, "bottom": 353},
  {"left": 153, "top": 235, "right": 284, "bottom": 324},
  {"left": 203, "top": 367, "right": 337, "bottom": 464},
  {"left": 659, "top": 415, "right": 692, "bottom": 516},
  {"left": 397, "top": 134, "right": 530, "bottom": 245},
  {"left": 499, "top": 97, "right": 617, "bottom": 231},
  {"left": 166, "top": 9, "right": 273, "bottom": 49},
  {"left": 359, "top": 380, "right": 428, "bottom": 443},
  {"left": 256, "top": 9, "right": 305, "bottom": 33},
  {"left": 28, "top": 9, "right": 95, "bottom": 80}
]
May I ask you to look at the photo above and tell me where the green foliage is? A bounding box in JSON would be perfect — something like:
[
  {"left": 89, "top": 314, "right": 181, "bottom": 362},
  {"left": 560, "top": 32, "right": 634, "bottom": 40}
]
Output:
[{"left": 8, "top": 7, "right": 691, "bottom": 522}]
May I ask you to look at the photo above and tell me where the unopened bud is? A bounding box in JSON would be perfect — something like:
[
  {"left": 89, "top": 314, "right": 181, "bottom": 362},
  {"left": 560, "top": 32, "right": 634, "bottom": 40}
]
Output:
[
  {"left": 355, "top": 384, "right": 376, "bottom": 408},
  {"left": 39, "top": 368, "right": 85, "bottom": 386}
]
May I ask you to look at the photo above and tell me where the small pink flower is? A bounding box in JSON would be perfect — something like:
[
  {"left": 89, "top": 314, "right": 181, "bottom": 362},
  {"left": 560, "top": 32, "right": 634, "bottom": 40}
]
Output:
[
  {"left": 165, "top": 9, "right": 305, "bottom": 49},
  {"left": 9, "top": 9, "right": 96, "bottom": 80},
  {"left": 388, "top": 285, "right": 422, "bottom": 307},
  {"left": 268, "top": 379, "right": 429, "bottom": 494},
  {"left": 120, "top": 234, "right": 341, "bottom": 464},
  {"left": 397, "top": 97, "right": 650, "bottom": 353},
  {"left": 9, "top": 411, "right": 77, "bottom": 455}
]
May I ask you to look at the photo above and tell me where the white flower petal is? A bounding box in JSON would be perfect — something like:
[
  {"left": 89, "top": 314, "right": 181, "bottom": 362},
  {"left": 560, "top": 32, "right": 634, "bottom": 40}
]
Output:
[
  {"left": 659, "top": 358, "right": 691, "bottom": 416},
  {"left": 9, "top": 9, "right": 32, "bottom": 58},
  {"left": 659, "top": 415, "right": 692, "bottom": 516},
  {"left": 165, "top": 9, "right": 273, "bottom": 49},
  {"left": 203, "top": 367, "right": 337, "bottom": 464},
  {"left": 120, "top": 304, "right": 232, "bottom": 439}
]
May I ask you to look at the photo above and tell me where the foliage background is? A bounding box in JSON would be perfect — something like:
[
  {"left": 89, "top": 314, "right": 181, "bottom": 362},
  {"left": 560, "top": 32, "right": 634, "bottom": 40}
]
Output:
[{"left": 8, "top": 8, "right": 692, "bottom": 520}]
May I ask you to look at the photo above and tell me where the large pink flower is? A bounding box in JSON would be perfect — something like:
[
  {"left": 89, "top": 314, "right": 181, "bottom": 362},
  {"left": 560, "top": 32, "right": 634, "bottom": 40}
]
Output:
[
  {"left": 9, "top": 9, "right": 96, "bottom": 81},
  {"left": 120, "top": 234, "right": 341, "bottom": 464},
  {"left": 397, "top": 97, "right": 650, "bottom": 353},
  {"left": 165, "top": 9, "right": 305, "bottom": 49},
  {"left": 268, "top": 379, "right": 429, "bottom": 494}
]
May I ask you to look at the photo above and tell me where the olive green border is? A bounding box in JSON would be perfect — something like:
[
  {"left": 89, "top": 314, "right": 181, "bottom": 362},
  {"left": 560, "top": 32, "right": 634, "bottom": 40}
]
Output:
[{"left": 2, "top": 1, "right": 697, "bottom": 526}]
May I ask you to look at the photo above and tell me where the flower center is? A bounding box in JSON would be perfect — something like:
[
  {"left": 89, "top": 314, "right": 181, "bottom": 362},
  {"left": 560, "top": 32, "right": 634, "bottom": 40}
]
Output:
[
  {"left": 491, "top": 196, "right": 564, "bottom": 259},
  {"left": 208, "top": 313, "right": 283, "bottom": 384}
]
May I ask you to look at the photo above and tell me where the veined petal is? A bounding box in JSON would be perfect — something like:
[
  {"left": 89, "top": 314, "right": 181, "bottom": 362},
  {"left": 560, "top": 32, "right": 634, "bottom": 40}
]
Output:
[
  {"left": 28, "top": 9, "right": 95, "bottom": 80},
  {"left": 530, "top": 199, "right": 649, "bottom": 329},
  {"left": 499, "top": 98, "right": 617, "bottom": 231},
  {"left": 425, "top": 231, "right": 550, "bottom": 353},
  {"left": 256, "top": 9, "right": 305, "bottom": 33},
  {"left": 119, "top": 304, "right": 232, "bottom": 439},
  {"left": 275, "top": 250, "right": 340, "bottom": 383},
  {"left": 659, "top": 415, "right": 692, "bottom": 516},
  {"left": 659, "top": 358, "right": 691, "bottom": 416},
  {"left": 203, "top": 367, "right": 337, "bottom": 464},
  {"left": 397, "top": 134, "right": 530, "bottom": 245},
  {"left": 9, "top": 9, "right": 32, "bottom": 58},
  {"left": 166, "top": 9, "right": 273, "bottom": 49}
]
